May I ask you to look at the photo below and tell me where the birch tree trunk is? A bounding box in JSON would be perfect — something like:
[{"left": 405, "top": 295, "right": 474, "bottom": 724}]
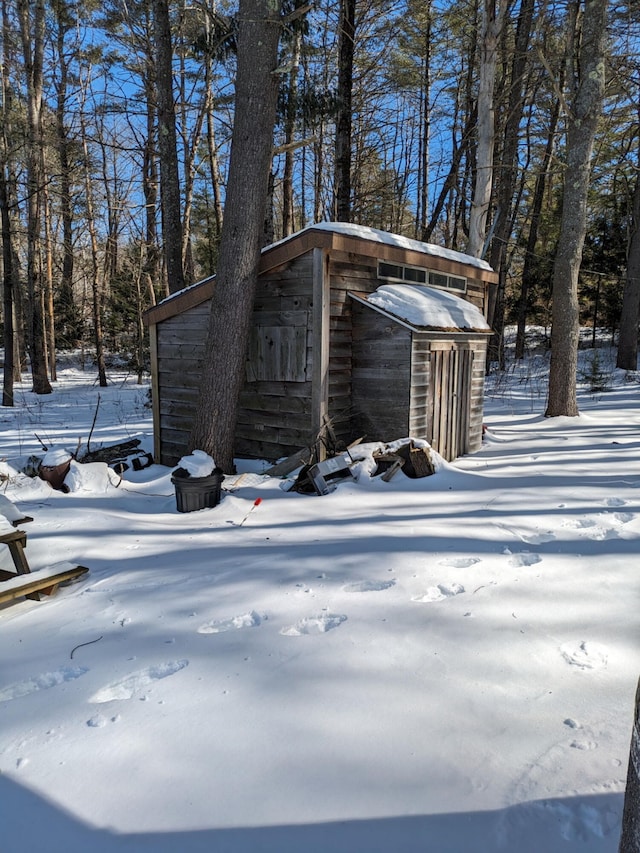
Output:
[
  {"left": 545, "top": 0, "right": 608, "bottom": 418},
  {"left": 189, "top": 0, "right": 283, "bottom": 472},
  {"left": 80, "top": 76, "right": 107, "bottom": 388},
  {"left": 283, "top": 28, "right": 302, "bottom": 236},
  {"left": 467, "top": 0, "right": 504, "bottom": 259}
]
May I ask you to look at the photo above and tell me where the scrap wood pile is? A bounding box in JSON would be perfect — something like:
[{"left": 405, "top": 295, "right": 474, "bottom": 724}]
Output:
[{"left": 277, "top": 438, "right": 437, "bottom": 497}]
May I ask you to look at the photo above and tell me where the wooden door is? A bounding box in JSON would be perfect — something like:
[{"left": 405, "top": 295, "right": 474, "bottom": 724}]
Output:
[{"left": 428, "top": 342, "right": 472, "bottom": 461}]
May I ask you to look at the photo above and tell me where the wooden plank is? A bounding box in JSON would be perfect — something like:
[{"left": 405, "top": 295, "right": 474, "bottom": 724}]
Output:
[
  {"left": 144, "top": 278, "right": 214, "bottom": 327},
  {"left": 249, "top": 310, "right": 309, "bottom": 327},
  {"left": 236, "top": 408, "right": 312, "bottom": 430},
  {"left": 237, "top": 393, "right": 312, "bottom": 415},
  {"left": 241, "top": 380, "right": 312, "bottom": 398},
  {"left": 158, "top": 357, "right": 204, "bottom": 374},
  {"left": 0, "top": 529, "right": 30, "bottom": 576},
  {"left": 246, "top": 325, "right": 308, "bottom": 383},
  {"left": 157, "top": 339, "right": 206, "bottom": 358},
  {"left": 0, "top": 564, "right": 89, "bottom": 606}
]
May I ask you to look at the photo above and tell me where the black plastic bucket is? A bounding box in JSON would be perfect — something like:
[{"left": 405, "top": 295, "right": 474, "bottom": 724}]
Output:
[{"left": 171, "top": 468, "right": 224, "bottom": 513}]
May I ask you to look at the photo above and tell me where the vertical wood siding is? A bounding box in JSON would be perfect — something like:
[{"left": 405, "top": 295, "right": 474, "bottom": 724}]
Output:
[{"left": 152, "top": 235, "right": 490, "bottom": 465}]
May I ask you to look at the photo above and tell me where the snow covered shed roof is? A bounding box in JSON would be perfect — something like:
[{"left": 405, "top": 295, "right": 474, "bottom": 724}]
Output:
[
  {"left": 144, "top": 223, "right": 497, "bottom": 327},
  {"left": 350, "top": 284, "right": 493, "bottom": 334},
  {"left": 269, "top": 222, "right": 495, "bottom": 273}
]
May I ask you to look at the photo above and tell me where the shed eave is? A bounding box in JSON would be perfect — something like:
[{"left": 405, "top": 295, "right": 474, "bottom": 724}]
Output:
[{"left": 143, "top": 276, "right": 215, "bottom": 327}]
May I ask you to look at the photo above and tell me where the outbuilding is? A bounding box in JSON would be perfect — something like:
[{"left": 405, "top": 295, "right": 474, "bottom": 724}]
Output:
[{"left": 145, "top": 223, "right": 497, "bottom": 466}]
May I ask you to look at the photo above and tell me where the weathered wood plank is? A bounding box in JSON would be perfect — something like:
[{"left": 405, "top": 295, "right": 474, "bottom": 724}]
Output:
[{"left": 0, "top": 564, "right": 89, "bottom": 605}]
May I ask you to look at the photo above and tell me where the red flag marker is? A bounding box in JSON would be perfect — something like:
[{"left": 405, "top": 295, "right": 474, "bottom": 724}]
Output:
[{"left": 238, "top": 497, "right": 262, "bottom": 526}]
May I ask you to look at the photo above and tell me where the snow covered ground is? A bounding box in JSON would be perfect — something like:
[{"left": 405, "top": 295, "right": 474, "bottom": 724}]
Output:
[{"left": 0, "top": 345, "right": 638, "bottom": 853}]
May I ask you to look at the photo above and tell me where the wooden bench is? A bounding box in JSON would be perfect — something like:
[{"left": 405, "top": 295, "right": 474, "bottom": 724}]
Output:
[{"left": 0, "top": 528, "right": 88, "bottom": 605}]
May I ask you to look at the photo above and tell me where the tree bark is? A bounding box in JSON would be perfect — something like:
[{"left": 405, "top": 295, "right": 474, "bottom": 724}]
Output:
[
  {"left": 515, "top": 80, "right": 564, "bottom": 360},
  {"left": 619, "top": 677, "right": 640, "bottom": 853},
  {"left": 334, "top": 0, "right": 356, "bottom": 222},
  {"left": 545, "top": 0, "right": 607, "bottom": 418},
  {"left": 283, "top": 28, "right": 302, "bottom": 236},
  {"left": 52, "top": 0, "right": 78, "bottom": 349},
  {"left": 153, "top": 0, "right": 185, "bottom": 294},
  {"left": 616, "top": 163, "right": 640, "bottom": 371},
  {"left": 189, "top": 0, "right": 283, "bottom": 472},
  {"left": 467, "top": 0, "right": 504, "bottom": 259},
  {"left": 487, "top": 0, "right": 535, "bottom": 367},
  {"left": 16, "top": 0, "right": 52, "bottom": 395},
  {"left": 1, "top": 0, "right": 16, "bottom": 406}
]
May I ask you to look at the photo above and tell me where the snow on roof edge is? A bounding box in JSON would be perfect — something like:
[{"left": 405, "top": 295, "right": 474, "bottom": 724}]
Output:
[
  {"left": 152, "top": 222, "right": 493, "bottom": 313},
  {"left": 361, "top": 284, "right": 492, "bottom": 333},
  {"left": 266, "top": 221, "right": 494, "bottom": 272}
]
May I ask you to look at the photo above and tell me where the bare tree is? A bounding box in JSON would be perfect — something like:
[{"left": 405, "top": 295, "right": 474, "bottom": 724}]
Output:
[
  {"left": 616, "top": 137, "right": 640, "bottom": 370},
  {"left": 467, "top": 0, "right": 506, "bottom": 259},
  {"left": 16, "top": 0, "right": 52, "bottom": 394},
  {"left": 153, "top": 0, "right": 185, "bottom": 294},
  {"left": 334, "top": 0, "right": 356, "bottom": 221},
  {"left": 546, "top": 0, "right": 608, "bottom": 417},
  {"left": 189, "top": 0, "right": 284, "bottom": 472}
]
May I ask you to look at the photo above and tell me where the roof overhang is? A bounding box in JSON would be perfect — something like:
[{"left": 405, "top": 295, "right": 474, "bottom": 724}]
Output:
[{"left": 145, "top": 223, "right": 498, "bottom": 327}]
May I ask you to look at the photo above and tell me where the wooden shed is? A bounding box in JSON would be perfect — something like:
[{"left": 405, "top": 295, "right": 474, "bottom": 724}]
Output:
[{"left": 145, "top": 223, "right": 497, "bottom": 466}]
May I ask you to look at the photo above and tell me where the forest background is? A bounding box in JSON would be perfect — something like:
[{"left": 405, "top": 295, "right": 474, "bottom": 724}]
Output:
[{"left": 1, "top": 0, "right": 640, "bottom": 411}]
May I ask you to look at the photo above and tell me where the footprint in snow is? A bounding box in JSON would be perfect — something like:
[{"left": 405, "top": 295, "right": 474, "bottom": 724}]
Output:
[
  {"left": 0, "top": 666, "right": 88, "bottom": 703},
  {"left": 570, "top": 739, "right": 598, "bottom": 751},
  {"left": 602, "top": 497, "right": 627, "bottom": 507},
  {"left": 561, "top": 518, "right": 597, "bottom": 530},
  {"left": 198, "top": 610, "right": 263, "bottom": 634},
  {"left": 560, "top": 641, "right": 608, "bottom": 670},
  {"left": 507, "top": 552, "right": 542, "bottom": 568},
  {"left": 611, "top": 511, "right": 634, "bottom": 524},
  {"left": 87, "top": 713, "right": 121, "bottom": 728},
  {"left": 438, "top": 557, "right": 481, "bottom": 568},
  {"left": 89, "top": 660, "right": 188, "bottom": 703},
  {"left": 280, "top": 614, "right": 347, "bottom": 636},
  {"left": 583, "top": 526, "right": 619, "bottom": 541},
  {"left": 412, "top": 582, "right": 465, "bottom": 603},
  {"left": 342, "top": 579, "right": 396, "bottom": 593}
]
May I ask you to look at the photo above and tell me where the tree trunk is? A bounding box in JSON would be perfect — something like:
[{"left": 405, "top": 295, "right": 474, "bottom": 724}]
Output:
[
  {"left": 80, "top": 85, "right": 107, "bottom": 388},
  {"left": 486, "top": 0, "right": 535, "bottom": 367},
  {"left": 53, "top": 1, "right": 78, "bottom": 349},
  {"left": 546, "top": 0, "right": 607, "bottom": 418},
  {"left": 515, "top": 80, "right": 564, "bottom": 359},
  {"left": 334, "top": 0, "right": 356, "bottom": 222},
  {"left": 1, "top": 0, "right": 16, "bottom": 406},
  {"left": 467, "top": 0, "right": 503, "bottom": 259},
  {"left": 204, "top": 54, "right": 224, "bottom": 240},
  {"left": 0, "top": 164, "right": 15, "bottom": 407},
  {"left": 153, "top": 0, "right": 185, "bottom": 294},
  {"left": 143, "top": 72, "right": 162, "bottom": 300},
  {"left": 283, "top": 28, "right": 302, "bottom": 236},
  {"left": 17, "top": 0, "right": 52, "bottom": 395},
  {"left": 619, "top": 676, "right": 640, "bottom": 853},
  {"left": 616, "top": 162, "right": 640, "bottom": 370},
  {"left": 416, "top": 4, "right": 431, "bottom": 238},
  {"left": 189, "top": 0, "right": 283, "bottom": 473}
]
